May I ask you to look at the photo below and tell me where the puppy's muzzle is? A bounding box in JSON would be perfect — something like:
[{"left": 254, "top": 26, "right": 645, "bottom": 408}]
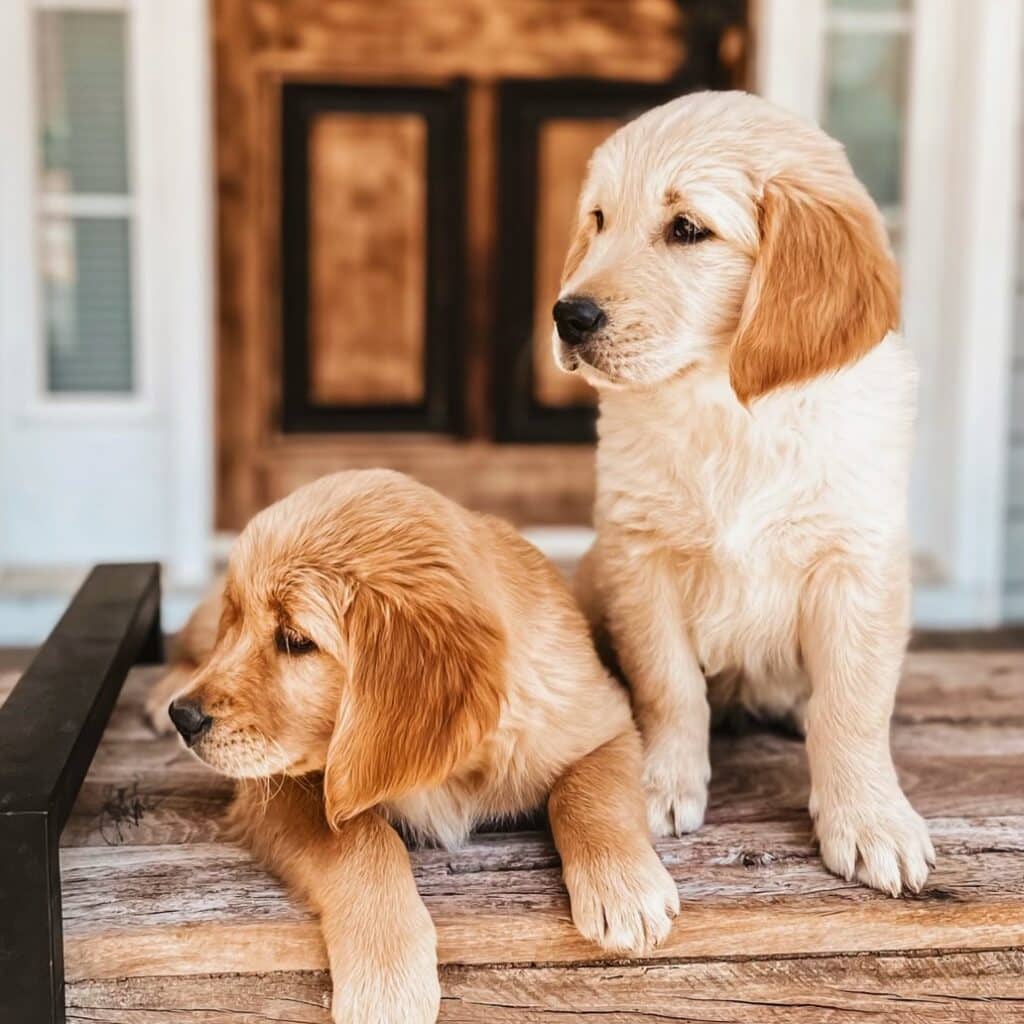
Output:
[
  {"left": 553, "top": 296, "right": 606, "bottom": 348},
  {"left": 169, "top": 698, "right": 213, "bottom": 746}
]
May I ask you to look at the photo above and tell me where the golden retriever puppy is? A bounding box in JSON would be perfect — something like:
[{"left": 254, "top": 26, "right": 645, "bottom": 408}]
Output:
[
  {"left": 161, "top": 469, "right": 678, "bottom": 1024},
  {"left": 555, "top": 91, "right": 934, "bottom": 896}
]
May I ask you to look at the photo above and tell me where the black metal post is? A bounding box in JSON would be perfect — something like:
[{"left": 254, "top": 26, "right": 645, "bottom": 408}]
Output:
[{"left": 0, "top": 563, "right": 161, "bottom": 1024}]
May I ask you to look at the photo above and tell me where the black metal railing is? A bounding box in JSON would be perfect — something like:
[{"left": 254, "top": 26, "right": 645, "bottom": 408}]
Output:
[{"left": 0, "top": 564, "right": 162, "bottom": 1024}]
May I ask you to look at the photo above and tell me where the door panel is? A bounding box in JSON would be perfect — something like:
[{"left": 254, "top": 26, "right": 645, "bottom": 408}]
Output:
[
  {"left": 280, "top": 82, "right": 464, "bottom": 435},
  {"left": 308, "top": 113, "right": 427, "bottom": 407}
]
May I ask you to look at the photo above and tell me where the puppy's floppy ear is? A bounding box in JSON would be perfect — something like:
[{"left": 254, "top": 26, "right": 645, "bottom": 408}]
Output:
[
  {"left": 729, "top": 173, "right": 900, "bottom": 404},
  {"left": 323, "top": 579, "right": 506, "bottom": 827}
]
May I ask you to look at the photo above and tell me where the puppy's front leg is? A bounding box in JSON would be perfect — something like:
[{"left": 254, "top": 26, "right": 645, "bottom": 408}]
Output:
[
  {"left": 232, "top": 778, "right": 439, "bottom": 1024},
  {"left": 802, "top": 561, "right": 934, "bottom": 895},
  {"left": 549, "top": 729, "right": 680, "bottom": 953},
  {"left": 600, "top": 549, "right": 710, "bottom": 836}
]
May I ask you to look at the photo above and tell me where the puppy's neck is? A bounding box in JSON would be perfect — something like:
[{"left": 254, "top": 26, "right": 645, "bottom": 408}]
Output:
[{"left": 596, "top": 363, "right": 741, "bottom": 437}]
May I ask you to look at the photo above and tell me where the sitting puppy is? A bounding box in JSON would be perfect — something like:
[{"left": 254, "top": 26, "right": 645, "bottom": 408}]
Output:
[
  {"left": 161, "top": 469, "right": 678, "bottom": 1023},
  {"left": 556, "top": 91, "right": 934, "bottom": 895}
]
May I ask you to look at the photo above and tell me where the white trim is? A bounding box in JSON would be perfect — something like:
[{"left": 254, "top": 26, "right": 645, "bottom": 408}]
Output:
[
  {"left": 0, "top": 1, "right": 33, "bottom": 563},
  {"left": 38, "top": 193, "right": 134, "bottom": 217},
  {"left": 945, "top": 0, "right": 1022, "bottom": 623},
  {"left": 754, "top": 0, "right": 826, "bottom": 123},
  {"left": 134, "top": 0, "right": 214, "bottom": 587}
]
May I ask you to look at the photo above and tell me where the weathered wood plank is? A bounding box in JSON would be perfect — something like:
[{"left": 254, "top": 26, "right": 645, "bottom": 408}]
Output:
[
  {"left": 41, "top": 650, "right": 1024, "bottom": 996},
  {"left": 898, "top": 650, "right": 1024, "bottom": 724},
  {"left": 65, "top": 950, "right": 1024, "bottom": 1022},
  {"left": 439, "top": 950, "right": 1024, "bottom": 1023},
  {"left": 62, "top": 819, "right": 1024, "bottom": 982}
]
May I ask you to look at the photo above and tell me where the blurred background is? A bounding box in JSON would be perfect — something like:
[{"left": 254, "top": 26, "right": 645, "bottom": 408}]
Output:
[{"left": 0, "top": 0, "right": 1021, "bottom": 642}]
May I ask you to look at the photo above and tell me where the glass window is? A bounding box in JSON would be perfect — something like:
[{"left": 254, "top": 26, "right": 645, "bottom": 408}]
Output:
[
  {"left": 36, "top": 9, "right": 134, "bottom": 394},
  {"left": 43, "top": 217, "right": 133, "bottom": 393},
  {"left": 823, "top": 0, "right": 911, "bottom": 252},
  {"left": 824, "top": 30, "right": 909, "bottom": 209}
]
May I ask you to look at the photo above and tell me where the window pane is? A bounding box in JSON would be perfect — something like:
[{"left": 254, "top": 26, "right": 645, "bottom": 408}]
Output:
[
  {"left": 43, "top": 217, "right": 134, "bottom": 393},
  {"left": 37, "top": 11, "right": 129, "bottom": 195},
  {"left": 824, "top": 30, "right": 908, "bottom": 207}
]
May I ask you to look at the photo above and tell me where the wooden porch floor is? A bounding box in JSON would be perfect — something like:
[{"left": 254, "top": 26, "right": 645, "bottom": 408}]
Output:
[{"left": 4, "top": 651, "right": 1023, "bottom": 1022}]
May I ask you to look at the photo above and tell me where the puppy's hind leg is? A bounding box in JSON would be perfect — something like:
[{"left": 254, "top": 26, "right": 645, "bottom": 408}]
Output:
[{"left": 549, "top": 728, "right": 680, "bottom": 955}]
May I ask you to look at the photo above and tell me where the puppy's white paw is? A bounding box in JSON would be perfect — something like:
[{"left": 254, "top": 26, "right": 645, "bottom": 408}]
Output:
[
  {"left": 813, "top": 789, "right": 935, "bottom": 896},
  {"left": 565, "top": 841, "right": 680, "bottom": 955},
  {"left": 643, "top": 734, "right": 710, "bottom": 837}
]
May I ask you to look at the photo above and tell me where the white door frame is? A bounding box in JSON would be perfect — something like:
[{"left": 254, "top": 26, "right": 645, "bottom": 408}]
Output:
[
  {"left": 0, "top": 0, "right": 213, "bottom": 592},
  {"left": 756, "top": 0, "right": 1023, "bottom": 626},
  {"left": 135, "top": 0, "right": 215, "bottom": 588}
]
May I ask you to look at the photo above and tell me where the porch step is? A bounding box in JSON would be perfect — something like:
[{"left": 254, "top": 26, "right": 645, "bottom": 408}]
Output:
[{"left": 2, "top": 653, "right": 1021, "bottom": 1021}]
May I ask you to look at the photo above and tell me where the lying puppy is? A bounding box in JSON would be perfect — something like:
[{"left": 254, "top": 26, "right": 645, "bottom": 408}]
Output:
[
  {"left": 556, "top": 91, "right": 934, "bottom": 895},
  {"left": 160, "top": 469, "right": 678, "bottom": 1023}
]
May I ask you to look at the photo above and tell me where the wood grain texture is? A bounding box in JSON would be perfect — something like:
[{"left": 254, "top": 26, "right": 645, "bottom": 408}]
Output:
[
  {"left": 463, "top": 81, "right": 497, "bottom": 438},
  {"left": 533, "top": 118, "right": 619, "bottom": 409},
  {"left": 308, "top": 113, "right": 427, "bottom": 407},
  {"left": 214, "top": 0, "right": 265, "bottom": 526},
  {"left": 260, "top": 438, "right": 597, "bottom": 526},
  {"left": 244, "top": 0, "right": 686, "bottom": 81},
  {"left": 60, "top": 819, "right": 1024, "bottom": 982},
  {"left": 66, "top": 949, "right": 1024, "bottom": 1022},
  {"left": 52, "top": 650, "right": 1024, "bottom": 1023}
]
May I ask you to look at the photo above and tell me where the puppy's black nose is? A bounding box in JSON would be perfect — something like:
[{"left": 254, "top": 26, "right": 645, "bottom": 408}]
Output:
[
  {"left": 168, "top": 698, "right": 212, "bottom": 746},
  {"left": 553, "top": 296, "right": 606, "bottom": 347}
]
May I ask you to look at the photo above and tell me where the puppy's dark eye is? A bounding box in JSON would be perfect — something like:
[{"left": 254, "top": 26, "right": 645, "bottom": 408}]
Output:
[
  {"left": 669, "top": 215, "right": 711, "bottom": 245},
  {"left": 592, "top": 208, "right": 604, "bottom": 232},
  {"left": 275, "top": 626, "right": 316, "bottom": 655}
]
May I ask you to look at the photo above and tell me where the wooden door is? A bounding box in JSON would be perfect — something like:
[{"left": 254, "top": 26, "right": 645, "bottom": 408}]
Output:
[{"left": 213, "top": 0, "right": 747, "bottom": 530}]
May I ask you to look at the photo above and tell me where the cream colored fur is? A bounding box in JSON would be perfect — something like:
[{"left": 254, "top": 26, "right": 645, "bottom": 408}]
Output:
[{"left": 560, "top": 91, "right": 934, "bottom": 896}]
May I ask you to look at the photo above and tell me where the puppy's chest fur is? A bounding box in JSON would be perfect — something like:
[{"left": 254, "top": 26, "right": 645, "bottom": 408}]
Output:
[
  {"left": 609, "top": 417, "right": 820, "bottom": 684},
  {"left": 595, "top": 340, "right": 915, "bottom": 697}
]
